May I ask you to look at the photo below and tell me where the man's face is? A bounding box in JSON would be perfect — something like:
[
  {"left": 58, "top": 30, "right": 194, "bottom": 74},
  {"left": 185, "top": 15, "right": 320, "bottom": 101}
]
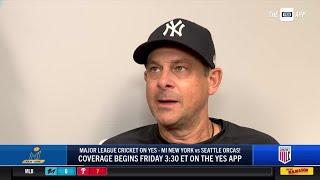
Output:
[{"left": 144, "top": 47, "right": 214, "bottom": 128}]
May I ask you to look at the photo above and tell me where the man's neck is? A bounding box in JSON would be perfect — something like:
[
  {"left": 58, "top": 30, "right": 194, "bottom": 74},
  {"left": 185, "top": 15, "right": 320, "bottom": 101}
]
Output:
[{"left": 158, "top": 116, "right": 216, "bottom": 144}]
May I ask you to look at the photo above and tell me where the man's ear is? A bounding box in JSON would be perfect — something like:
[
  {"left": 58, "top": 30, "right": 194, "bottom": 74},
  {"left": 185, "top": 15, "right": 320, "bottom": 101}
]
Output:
[
  {"left": 207, "top": 68, "right": 223, "bottom": 95},
  {"left": 144, "top": 70, "right": 147, "bottom": 82}
]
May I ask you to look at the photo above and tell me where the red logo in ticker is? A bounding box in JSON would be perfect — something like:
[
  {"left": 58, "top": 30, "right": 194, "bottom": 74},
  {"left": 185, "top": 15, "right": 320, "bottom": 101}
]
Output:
[{"left": 77, "top": 167, "right": 89, "bottom": 176}]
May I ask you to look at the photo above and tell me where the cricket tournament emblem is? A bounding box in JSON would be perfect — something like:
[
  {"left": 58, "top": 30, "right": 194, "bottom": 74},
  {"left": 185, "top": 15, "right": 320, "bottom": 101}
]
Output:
[{"left": 22, "top": 146, "right": 45, "bottom": 164}]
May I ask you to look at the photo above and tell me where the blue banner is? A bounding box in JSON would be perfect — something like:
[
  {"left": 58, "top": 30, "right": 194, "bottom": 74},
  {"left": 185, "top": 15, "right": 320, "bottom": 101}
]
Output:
[
  {"left": 0, "top": 145, "right": 319, "bottom": 166},
  {"left": 67, "top": 144, "right": 251, "bottom": 166},
  {"left": 0, "top": 145, "right": 67, "bottom": 165},
  {"left": 253, "top": 145, "right": 320, "bottom": 166}
]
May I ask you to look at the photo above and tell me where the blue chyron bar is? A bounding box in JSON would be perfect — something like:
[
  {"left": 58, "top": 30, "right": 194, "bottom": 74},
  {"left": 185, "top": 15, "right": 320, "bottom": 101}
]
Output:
[
  {"left": 253, "top": 145, "right": 320, "bottom": 166},
  {"left": 67, "top": 144, "right": 252, "bottom": 166},
  {"left": 0, "top": 145, "right": 67, "bottom": 166},
  {"left": 0, "top": 145, "right": 319, "bottom": 179}
]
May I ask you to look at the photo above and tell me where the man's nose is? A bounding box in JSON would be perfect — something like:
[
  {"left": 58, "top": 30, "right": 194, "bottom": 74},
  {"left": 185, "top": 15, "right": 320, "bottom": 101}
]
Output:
[{"left": 157, "top": 70, "right": 174, "bottom": 90}]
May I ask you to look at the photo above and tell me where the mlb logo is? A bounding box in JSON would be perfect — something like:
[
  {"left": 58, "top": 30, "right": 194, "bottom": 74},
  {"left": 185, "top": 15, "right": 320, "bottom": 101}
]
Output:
[
  {"left": 278, "top": 146, "right": 292, "bottom": 164},
  {"left": 280, "top": 8, "right": 294, "bottom": 22}
]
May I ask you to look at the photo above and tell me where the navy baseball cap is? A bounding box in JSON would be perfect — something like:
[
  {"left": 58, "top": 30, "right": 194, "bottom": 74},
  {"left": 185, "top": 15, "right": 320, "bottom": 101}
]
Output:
[{"left": 133, "top": 18, "right": 216, "bottom": 68}]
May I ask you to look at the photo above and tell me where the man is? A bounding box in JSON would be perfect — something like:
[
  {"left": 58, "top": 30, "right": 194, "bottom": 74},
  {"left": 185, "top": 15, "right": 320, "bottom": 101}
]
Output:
[{"left": 103, "top": 18, "right": 278, "bottom": 144}]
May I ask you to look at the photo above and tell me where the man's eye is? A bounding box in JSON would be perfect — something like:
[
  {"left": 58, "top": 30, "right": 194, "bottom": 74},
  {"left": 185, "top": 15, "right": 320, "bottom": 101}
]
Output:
[
  {"left": 149, "top": 67, "right": 160, "bottom": 72},
  {"left": 175, "top": 66, "right": 187, "bottom": 72}
]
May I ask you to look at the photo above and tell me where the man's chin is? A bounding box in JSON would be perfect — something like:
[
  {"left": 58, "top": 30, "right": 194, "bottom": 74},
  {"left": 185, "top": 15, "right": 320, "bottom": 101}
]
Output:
[{"left": 155, "top": 116, "right": 180, "bottom": 127}]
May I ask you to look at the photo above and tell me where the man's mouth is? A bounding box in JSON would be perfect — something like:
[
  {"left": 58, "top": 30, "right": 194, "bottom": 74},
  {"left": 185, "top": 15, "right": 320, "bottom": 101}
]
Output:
[
  {"left": 158, "top": 99, "right": 178, "bottom": 103},
  {"left": 157, "top": 99, "right": 179, "bottom": 107}
]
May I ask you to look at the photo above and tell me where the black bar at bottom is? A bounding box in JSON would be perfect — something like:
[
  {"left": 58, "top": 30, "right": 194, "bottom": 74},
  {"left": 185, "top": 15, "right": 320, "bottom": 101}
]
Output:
[
  {"left": 12, "top": 167, "right": 45, "bottom": 177},
  {"left": 108, "top": 166, "right": 273, "bottom": 177},
  {"left": 0, "top": 168, "right": 11, "bottom": 180}
]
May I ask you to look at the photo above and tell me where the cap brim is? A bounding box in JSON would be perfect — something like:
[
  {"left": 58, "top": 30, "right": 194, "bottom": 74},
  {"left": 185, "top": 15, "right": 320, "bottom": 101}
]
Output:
[{"left": 133, "top": 40, "right": 208, "bottom": 66}]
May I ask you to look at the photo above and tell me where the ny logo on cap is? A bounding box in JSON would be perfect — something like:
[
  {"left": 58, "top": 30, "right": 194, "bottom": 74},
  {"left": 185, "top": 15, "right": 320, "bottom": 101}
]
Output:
[{"left": 163, "top": 20, "right": 185, "bottom": 37}]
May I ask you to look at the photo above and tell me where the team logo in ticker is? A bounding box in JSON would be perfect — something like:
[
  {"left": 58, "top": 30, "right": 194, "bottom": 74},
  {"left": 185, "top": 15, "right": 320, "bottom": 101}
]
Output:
[
  {"left": 22, "top": 146, "right": 45, "bottom": 164},
  {"left": 278, "top": 146, "right": 291, "bottom": 164}
]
